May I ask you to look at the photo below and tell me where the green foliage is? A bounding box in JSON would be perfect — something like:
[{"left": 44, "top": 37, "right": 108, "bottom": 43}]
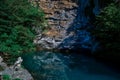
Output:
[
  {"left": 2, "top": 74, "right": 11, "bottom": 80},
  {"left": 0, "top": 0, "right": 46, "bottom": 28},
  {"left": 0, "top": 26, "right": 35, "bottom": 56},
  {"left": 2, "top": 74, "right": 21, "bottom": 80},
  {"left": 13, "top": 78, "right": 21, "bottom": 80},
  {"left": 0, "top": 0, "right": 46, "bottom": 56},
  {"left": 93, "top": 3, "right": 120, "bottom": 53}
]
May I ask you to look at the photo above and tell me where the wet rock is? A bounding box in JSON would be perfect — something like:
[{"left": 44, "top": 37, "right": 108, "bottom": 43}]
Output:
[{"left": 22, "top": 52, "right": 69, "bottom": 80}]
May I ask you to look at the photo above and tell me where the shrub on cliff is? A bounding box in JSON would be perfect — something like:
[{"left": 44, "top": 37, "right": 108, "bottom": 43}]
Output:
[
  {"left": 0, "top": 0, "right": 46, "bottom": 56},
  {"left": 2, "top": 74, "right": 21, "bottom": 80},
  {"left": 92, "top": 3, "right": 120, "bottom": 56}
]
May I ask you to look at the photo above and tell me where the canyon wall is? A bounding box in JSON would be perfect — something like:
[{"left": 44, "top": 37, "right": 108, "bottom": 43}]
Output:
[{"left": 33, "top": 0, "right": 100, "bottom": 52}]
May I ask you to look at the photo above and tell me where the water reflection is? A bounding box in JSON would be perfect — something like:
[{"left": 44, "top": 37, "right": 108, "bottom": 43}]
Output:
[{"left": 22, "top": 51, "right": 120, "bottom": 80}]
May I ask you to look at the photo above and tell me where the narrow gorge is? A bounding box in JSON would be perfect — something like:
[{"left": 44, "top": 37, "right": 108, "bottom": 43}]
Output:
[
  {"left": 22, "top": 0, "right": 120, "bottom": 80},
  {"left": 0, "top": 0, "right": 120, "bottom": 80}
]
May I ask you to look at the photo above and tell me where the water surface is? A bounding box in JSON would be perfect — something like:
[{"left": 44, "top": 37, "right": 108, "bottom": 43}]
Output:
[{"left": 22, "top": 51, "right": 120, "bottom": 80}]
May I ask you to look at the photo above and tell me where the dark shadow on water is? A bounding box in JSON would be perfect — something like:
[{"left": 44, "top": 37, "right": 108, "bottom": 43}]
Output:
[
  {"left": 60, "top": 52, "right": 120, "bottom": 80},
  {"left": 22, "top": 51, "right": 120, "bottom": 80}
]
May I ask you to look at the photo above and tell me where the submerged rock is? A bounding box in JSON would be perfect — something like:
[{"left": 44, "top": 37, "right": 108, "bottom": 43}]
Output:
[{"left": 22, "top": 51, "right": 69, "bottom": 80}]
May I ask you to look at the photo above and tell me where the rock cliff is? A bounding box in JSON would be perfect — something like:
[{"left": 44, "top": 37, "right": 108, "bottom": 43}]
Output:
[
  {"left": 33, "top": 0, "right": 78, "bottom": 50},
  {"left": 33, "top": 0, "right": 100, "bottom": 52}
]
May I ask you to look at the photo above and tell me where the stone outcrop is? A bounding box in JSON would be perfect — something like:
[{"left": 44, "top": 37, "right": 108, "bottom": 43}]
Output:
[
  {"left": 33, "top": 0, "right": 100, "bottom": 52},
  {"left": 33, "top": 0, "right": 78, "bottom": 50},
  {"left": 0, "top": 56, "right": 33, "bottom": 80},
  {"left": 39, "top": 0, "right": 78, "bottom": 39},
  {"left": 38, "top": 0, "right": 78, "bottom": 32}
]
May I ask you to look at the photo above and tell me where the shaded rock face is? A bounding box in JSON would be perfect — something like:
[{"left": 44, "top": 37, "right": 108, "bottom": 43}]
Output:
[
  {"left": 34, "top": 0, "right": 101, "bottom": 51},
  {"left": 58, "top": 0, "right": 100, "bottom": 52}
]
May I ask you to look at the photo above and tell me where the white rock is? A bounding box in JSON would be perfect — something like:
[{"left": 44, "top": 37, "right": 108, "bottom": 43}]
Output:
[
  {"left": 13, "top": 57, "right": 23, "bottom": 70},
  {"left": 0, "top": 56, "right": 3, "bottom": 63}
]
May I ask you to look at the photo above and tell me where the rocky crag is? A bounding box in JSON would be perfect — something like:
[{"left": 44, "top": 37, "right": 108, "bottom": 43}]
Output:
[
  {"left": 33, "top": 0, "right": 78, "bottom": 50},
  {"left": 33, "top": 0, "right": 101, "bottom": 52}
]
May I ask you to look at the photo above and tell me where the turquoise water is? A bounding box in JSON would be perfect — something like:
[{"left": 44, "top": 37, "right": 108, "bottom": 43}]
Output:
[{"left": 22, "top": 51, "right": 120, "bottom": 80}]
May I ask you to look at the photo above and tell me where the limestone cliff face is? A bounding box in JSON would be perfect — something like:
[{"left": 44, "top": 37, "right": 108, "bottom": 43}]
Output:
[
  {"left": 39, "top": 0, "right": 78, "bottom": 38},
  {"left": 33, "top": 0, "right": 100, "bottom": 51},
  {"left": 33, "top": 0, "right": 78, "bottom": 50}
]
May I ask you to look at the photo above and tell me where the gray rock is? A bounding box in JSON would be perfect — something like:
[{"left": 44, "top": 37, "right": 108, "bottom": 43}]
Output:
[
  {"left": 0, "top": 56, "right": 33, "bottom": 80},
  {"left": 2, "top": 66, "right": 33, "bottom": 80},
  {"left": 0, "top": 56, "right": 7, "bottom": 72},
  {"left": 33, "top": 0, "right": 100, "bottom": 52},
  {"left": 34, "top": 35, "right": 62, "bottom": 50},
  {"left": 0, "top": 56, "right": 3, "bottom": 63}
]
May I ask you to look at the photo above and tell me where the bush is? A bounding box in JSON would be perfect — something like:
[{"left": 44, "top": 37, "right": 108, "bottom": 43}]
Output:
[
  {"left": 2, "top": 74, "right": 21, "bottom": 80},
  {"left": 0, "top": 0, "right": 46, "bottom": 56},
  {"left": 92, "top": 3, "right": 120, "bottom": 55},
  {"left": 2, "top": 74, "right": 11, "bottom": 80},
  {"left": 0, "top": 26, "right": 35, "bottom": 56}
]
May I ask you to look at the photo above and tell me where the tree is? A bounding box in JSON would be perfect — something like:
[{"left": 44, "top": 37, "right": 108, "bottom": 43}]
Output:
[
  {"left": 0, "top": 0, "right": 46, "bottom": 56},
  {"left": 92, "top": 2, "right": 120, "bottom": 57}
]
